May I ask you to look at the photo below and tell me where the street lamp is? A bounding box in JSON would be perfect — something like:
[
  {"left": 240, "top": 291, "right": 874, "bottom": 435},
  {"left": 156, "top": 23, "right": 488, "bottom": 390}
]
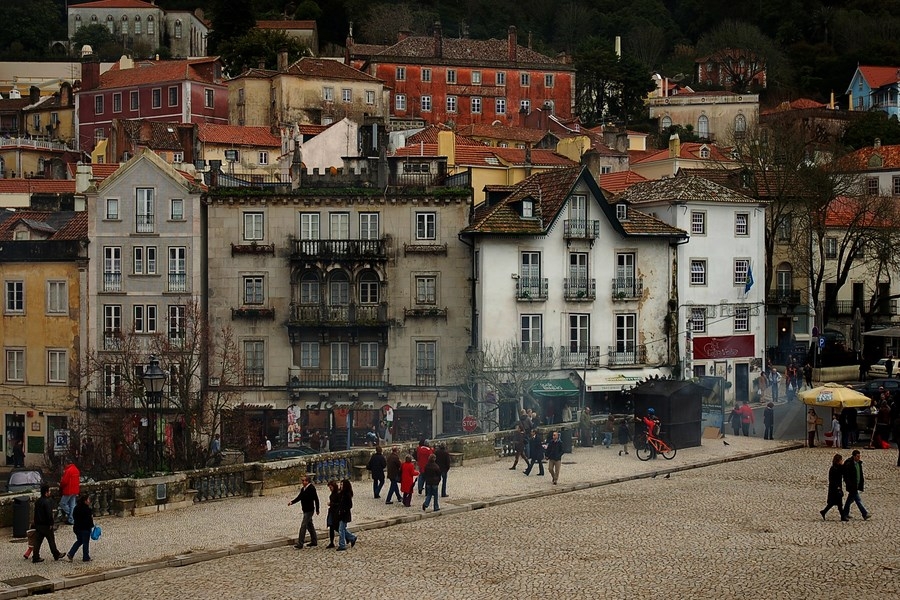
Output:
[{"left": 141, "top": 355, "right": 167, "bottom": 471}]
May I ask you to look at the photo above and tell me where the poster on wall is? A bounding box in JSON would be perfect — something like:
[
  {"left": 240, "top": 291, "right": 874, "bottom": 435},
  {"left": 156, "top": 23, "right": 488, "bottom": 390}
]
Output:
[{"left": 287, "top": 405, "right": 303, "bottom": 445}]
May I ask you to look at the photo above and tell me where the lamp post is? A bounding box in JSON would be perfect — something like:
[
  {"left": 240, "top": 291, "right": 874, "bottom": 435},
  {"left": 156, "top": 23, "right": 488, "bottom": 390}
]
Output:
[{"left": 141, "top": 355, "right": 166, "bottom": 471}]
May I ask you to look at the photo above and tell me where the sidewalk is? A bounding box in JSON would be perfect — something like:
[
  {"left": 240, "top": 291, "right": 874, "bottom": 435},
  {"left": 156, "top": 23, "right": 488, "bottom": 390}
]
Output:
[{"left": 1, "top": 436, "right": 800, "bottom": 597}]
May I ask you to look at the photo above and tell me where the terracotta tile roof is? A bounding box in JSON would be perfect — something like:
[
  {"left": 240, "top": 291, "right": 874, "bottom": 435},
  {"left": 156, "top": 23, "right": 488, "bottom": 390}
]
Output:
[
  {"left": 72, "top": 0, "right": 156, "bottom": 8},
  {"left": 619, "top": 208, "right": 687, "bottom": 236},
  {"left": 857, "top": 66, "right": 900, "bottom": 90},
  {"left": 0, "top": 180, "right": 75, "bottom": 194},
  {"left": 234, "top": 68, "right": 278, "bottom": 80},
  {"left": 297, "top": 123, "right": 329, "bottom": 136},
  {"left": 65, "top": 163, "right": 119, "bottom": 181},
  {"left": 824, "top": 195, "right": 899, "bottom": 228},
  {"left": 348, "top": 44, "right": 390, "bottom": 58},
  {"left": 618, "top": 175, "right": 757, "bottom": 206},
  {"left": 838, "top": 144, "right": 900, "bottom": 171},
  {"left": 406, "top": 125, "right": 482, "bottom": 146},
  {"left": 599, "top": 170, "right": 647, "bottom": 194},
  {"left": 198, "top": 124, "right": 280, "bottom": 147},
  {"left": 255, "top": 20, "right": 317, "bottom": 31},
  {"left": 118, "top": 119, "right": 186, "bottom": 151},
  {"left": 761, "top": 98, "right": 830, "bottom": 115},
  {"left": 0, "top": 210, "right": 87, "bottom": 240},
  {"left": 285, "top": 58, "right": 381, "bottom": 82},
  {"left": 0, "top": 98, "right": 29, "bottom": 111},
  {"left": 630, "top": 142, "right": 735, "bottom": 165},
  {"left": 458, "top": 123, "right": 547, "bottom": 144},
  {"left": 393, "top": 143, "right": 576, "bottom": 167},
  {"left": 372, "top": 36, "right": 570, "bottom": 68},
  {"left": 99, "top": 58, "right": 222, "bottom": 89}
]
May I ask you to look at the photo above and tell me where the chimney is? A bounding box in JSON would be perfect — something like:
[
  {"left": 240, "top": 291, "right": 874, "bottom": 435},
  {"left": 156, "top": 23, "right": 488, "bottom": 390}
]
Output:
[
  {"left": 29, "top": 86, "right": 40, "bottom": 105},
  {"left": 508, "top": 26, "right": 517, "bottom": 62},
  {"left": 669, "top": 133, "right": 681, "bottom": 158},
  {"left": 615, "top": 36, "right": 621, "bottom": 58},
  {"left": 524, "top": 144, "right": 532, "bottom": 177},
  {"left": 277, "top": 48, "right": 288, "bottom": 72},
  {"left": 433, "top": 22, "right": 442, "bottom": 58},
  {"left": 81, "top": 54, "right": 100, "bottom": 92},
  {"left": 344, "top": 22, "right": 353, "bottom": 65},
  {"left": 874, "top": 138, "right": 882, "bottom": 148},
  {"left": 75, "top": 162, "right": 93, "bottom": 194}
]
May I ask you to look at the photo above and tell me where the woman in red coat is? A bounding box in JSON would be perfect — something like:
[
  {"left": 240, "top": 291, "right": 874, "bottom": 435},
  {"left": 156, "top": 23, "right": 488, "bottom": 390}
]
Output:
[{"left": 399, "top": 454, "right": 419, "bottom": 507}]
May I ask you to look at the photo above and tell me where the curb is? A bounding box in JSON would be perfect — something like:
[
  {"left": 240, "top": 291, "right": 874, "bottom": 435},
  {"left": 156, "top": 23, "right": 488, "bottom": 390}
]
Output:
[{"left": 0, "top": 443, "right": 804, "bottom": 598}]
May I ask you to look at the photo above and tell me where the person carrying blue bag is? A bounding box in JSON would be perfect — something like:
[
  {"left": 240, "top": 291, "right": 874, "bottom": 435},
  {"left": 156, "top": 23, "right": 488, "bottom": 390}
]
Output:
[{"left": 66, "top": 493, "right": 95, "bottom": 562}]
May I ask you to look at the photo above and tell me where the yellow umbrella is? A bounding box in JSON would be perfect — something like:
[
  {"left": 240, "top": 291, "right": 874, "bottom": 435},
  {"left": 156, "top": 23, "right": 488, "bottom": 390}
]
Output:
[{"left": 798, "top": 383, "right": 871, "bottom": 408}]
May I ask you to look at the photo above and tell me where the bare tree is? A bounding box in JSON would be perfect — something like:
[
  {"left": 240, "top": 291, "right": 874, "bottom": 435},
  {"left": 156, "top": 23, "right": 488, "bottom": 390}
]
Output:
[{"left": 696, "top": 20, "right": 786, "bottom": 92}]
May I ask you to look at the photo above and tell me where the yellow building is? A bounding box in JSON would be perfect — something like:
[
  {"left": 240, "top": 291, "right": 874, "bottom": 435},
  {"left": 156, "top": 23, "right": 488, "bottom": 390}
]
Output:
[{"left": 1, "top": 211, "right": 87, "bottom": 467}]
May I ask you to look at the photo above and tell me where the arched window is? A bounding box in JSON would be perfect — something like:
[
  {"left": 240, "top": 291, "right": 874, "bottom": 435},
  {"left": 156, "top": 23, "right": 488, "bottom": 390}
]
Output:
[
  {"left": 776, "top": 263, "right": 793, "bottom": 295},
  {"left": 134, "top": 16, "right": 141, "bottom": 35},
  {"left": 328, "top": 271, "right": 349, "bottom": 306},
  {"left": 121, "top": 15, "right": 129, "bottom": 35},
  {"left": 90, "top": 15, "right": 98, "bottom": 23},
  {"left": 661, "top": 115, "right": 672, "bottom": 130},
  {"left": 147, "top": 16, "right": 155, "bottom": 35},
  {"left": 174, "top": 19, "right": 183, "bottom": 39},
  {"left": 299, "top": 272, "right": 320, "bottom": 305},
  {"left": 358, "top": 271, "right": 380, "bottom": 304},
  {"left": 697, "top": 114, "right": 709, "bottom": 138},
  {"left": 734, "top": 113, "right": 746, "bottom": 133},
  {"left": 74, "top": 15, "right": 82, "bottom": 31},
  {"left": 106, "top": 15, "right": 114, "bottom": 34}
]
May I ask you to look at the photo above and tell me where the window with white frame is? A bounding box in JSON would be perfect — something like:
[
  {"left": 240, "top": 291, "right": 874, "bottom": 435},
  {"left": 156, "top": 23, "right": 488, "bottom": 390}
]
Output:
[
  {"left": 205, "top": 88, "right": 214, "bottom": 108},
  {"left": 616, "top": 204, "right": 628, "bottom": 220},
  {"left": 615, "top": 313, "right": 637, "bottom": 354},
  {"left": 691, "top": 211, "right": 705, "bottom": 235},
  {"left": 520, "top": 314, "right": 542, "bottom": 353},
  {"left": 359, "top": 213, "right": 379, "bottom": 240},
  {"left": 734, "top": 259, "right": 750, "bottom": 286},
  {"left": 867, "top": 177, "right": 879, "bottom": 195},
  {"left": 893, "top": 176, "right": 900, "bottom": 196},
  {"left": 168, "top": 86, "right": 178, "bottom": 107},
  {"left": 174, "top": 20, "right": 183, "bottom": 38},
  {"left": 365, "top": 90, "right": 375, "bottom": 104},
  {"left": 734, "top": 306, "right": 750, "bottom": 332},
  {"left": 359, "top": 271, "right": 379, "bottom": 304},
  {"left": 103, "top": 247, "right": 121, "bottom": 291},
  {"left": 447, "top": 96, "right": 457, "bottom": 113},
  {"left": 299, "top": 212, "right": 320, "bottom": 239},
  {"left": 329, "top": 212, "right": 349, "bottom": 239},
  {"left": 545, "top": 74, "right": 554, "bottom": 87},
  {"left": 341, "top": 88, "right": 351, "bottom": 103},
  {"left": 147, "top": 15, "right": 154, "bottom": 34},
  {"left": 825, "top": 237, "right": 838, "bottom": 259},
  {"left": 471, "top": 70, "right": 482, "bottom": 85},
  {"left": 300, "top": 342, "right": 319, "bottom": 368},
  {"left": 244, "top": 212, "right": 264, "bottom": 241},
  {"left": 152, "top": 88, "right": 161, "bottom": 108},
  {"left": 777, "top": 217, "right": 792, "bottom": 241},
  {"left": 520, "top": 99, "right": 530, "bottom": 112},
  {"left": 133, "top": 304, "right": 157, "bottom": 333},
  {"left": 168, "top": 247, "right": 186, "bottom": 292},
  {"left": 168, "top": 305, "right": 185, "bottom": 341},
  {"left": 396, "top": 67, "right": 406, "bottom": 81},
  {"left": 328, "top": 271, "right": 350, "bottom": 306},
  {"left": 568, "top": 314, "right": 589, "bottom": 352},
  {"left": 416, "top": 276, "right": 436, "bottom": 304},
  {"left": 698, "top": 114, "right": 709, "bottom": 138},
  {"left": 331, "top": 342, "right": 349, "bottom": 378},
  {"left": 243, "top": 276, "right": 264, "bottom": 305},
  {"left": 94, "top": 94, "right": 104, "bottom": 114},
  {"left": 133, "top": 246, "right": 157, "bottom": 275},
  {"left": 103, "top": 304, "right": 121, "bottom": 349},
  {"left": 103, "top": 363, "right": 121, "bottom": 397},
  {"left": 243, "top": 340, "right": 265, "bottom": 385},
  {"left": 735, "top": 213, "right": 749, "bottom": 236},
  {"left": 395, "top": 94, "right": 406, "bottom": 111},
  {"left": 130, "top": 91, "right": 139, "bottom": 110},
  {"left": 113, "top": 92, "right": 122, "bottom": 113},
  {"left": 136, "top": 188, "right": 155, "bottom": 233},
  {"left": 690, "top": 259, "right": 707, "bottom": 285},
  {"left": 471, "top": 97, "right": 481, "bottom": 114},
  {"left": 170, "top": 198, "right": 184, "bottom": 221},
  {"left": 300, "top": 272, "right": 319, "bottom": 304},
  {"left": 323, "top": 87, "right": 334, "bottom": 102},
  {"left": 5, "top": 349, "right": 24, "bottom": 381},
  {"left": 447, "top": 69, "right": 456, "bottom": 84},
  {"left": 360, "top": 342, "right": 379, "bottom": 368},
  {"left": 172, "top": 152, "right": 183, "bottom": 163},
  {"left": 496, "top": 72, "right": 506, "bottom": 85},
  {"left": 416, "top": 341, "right": 437, "bottom": 385},
  {"left": 47, "top": 281, "right": 67, "bottom": 314},
  {"left": 421, "top": 68, "right": 431, "bottom": 82},
  {"left": 699, "top": 145, "right": 710, "bottom": 159},
  {"left": 521, "top": 73, "right": 530, "bottom": 86},
  {"left": 421, "top": 95, "right": 432, "bottom": 112},
  {"left": 690, "top": 307, "right": 707, "bottom": 332},
  {"left": 416, "top": 212, "right": 436, "bottom": 240},
  {"left": 496, "top": 97, "right": 506, "bottom": 114}
]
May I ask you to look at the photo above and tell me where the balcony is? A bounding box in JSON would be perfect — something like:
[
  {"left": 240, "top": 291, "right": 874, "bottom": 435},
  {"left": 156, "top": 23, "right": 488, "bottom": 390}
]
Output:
[
  {"left": 168, "top": 273, "right": 187, "bottom": 292},
  {"left": 291, "top": 238, "right": 387, "bottom": 262},
  {"left": 563, "top": 219, "right": 600, "bottom": 241},
  {"left": 612, "top": 277, "right": 643, "bottom": 300},
  {"left": 243, "top": 372, "right": 265, "bottom": 386},
  {"left": 103, "top": 272, "right": 122, "bottom": 292},
  {"left": 288, "top": 370, "right": 389, "bottom": 389},
  {"left": 607, "top": 344, "right": 647, "bottom": 367},
  {"left": 231, "top": 242, "right": 276, "bottom": 256},
  {"left": 403, "top": 306, "right": 448, "bottom": 319},
  {"left": 289, "top": 303, "right": 389, "bottom": 327},
  {"left": 232, "top": 306, "right": 275, "bottom": 320},
  {"left": 560, "top": 346, "right": 602, "bottom": 368},
  {"left": 135, "top": 213, "right": 155, "bottom": 233},
  {"left": 103, "top": 331, "right": 123, "bottom": 351},
  {"left": 766, "top": 290, "right": 802, "bottom": 306},
  {"left": 515, "top": 277, "right": 548, "bottom": 301},
  {"left": 516, "top": 346, "right": 557, "bottom": 368},
  {"left": 564, "top": 278, "right": 596, "bottom": 301},
  {"left": 416, "top": 372, "right": 437, "bottom": 386},
  {"left": 85, "top": 391, "right": 181, "bottom": 410}
]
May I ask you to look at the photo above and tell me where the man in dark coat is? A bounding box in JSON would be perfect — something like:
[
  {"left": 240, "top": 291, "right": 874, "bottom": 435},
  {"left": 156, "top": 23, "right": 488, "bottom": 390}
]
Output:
[
  {"left": 365, "top": 446, "right": 387, "bottom": 499},
  {"left": 841, "top": 449, "right": 870, "bottom": 521},
  {"left": 384, "top": 446, "right": 402, "bottom": 504},
  {"left": 421, "top": 454, "right": 443, "bottom": 512},
  {"left": 545, "top": 431, "right": 564, "bottom": 485},
  {"left": 434, "top": 443, "right": 451, "bottom": 497},
  {"left": 287, "top": 475, "right": 319, "bottom": 548},
  {"left": 32, "top": 485, "right": 64, "bottom": 562},
  {"left": 523, "top": 428, "right": 545, "bottom": 476}
]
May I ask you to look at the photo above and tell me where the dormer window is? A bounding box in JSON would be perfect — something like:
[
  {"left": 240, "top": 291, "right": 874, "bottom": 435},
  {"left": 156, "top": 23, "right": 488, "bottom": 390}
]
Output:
[
  {"left": 616, "top": 203, "right": 627, "bottom": 220},
  {"left": 699, "top": 145, "right": 710, "bottom": 159},
  {"left": 522, "top": 199, "right": 533, "bottom": 218}
]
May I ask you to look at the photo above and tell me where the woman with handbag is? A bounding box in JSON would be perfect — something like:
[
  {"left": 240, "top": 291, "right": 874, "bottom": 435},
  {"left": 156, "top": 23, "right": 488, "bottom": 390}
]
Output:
[
  {"left": 324, "top": 480, "right": 340, "bottom": 548},
  {"left": 336, "top": 479, "right": 358, "bottom": 551},
  {"left": 66, "top": 493, "right": 94, "bottom": 562}
]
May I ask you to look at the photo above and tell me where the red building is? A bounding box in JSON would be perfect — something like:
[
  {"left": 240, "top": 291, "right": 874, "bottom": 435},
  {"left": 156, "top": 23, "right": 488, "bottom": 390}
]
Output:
[
  {"left": 75, "top": 55, "right": 228, "bottom": 154},
  {"left": 349, "top": 25, "right": 574, "bottom": 130}
]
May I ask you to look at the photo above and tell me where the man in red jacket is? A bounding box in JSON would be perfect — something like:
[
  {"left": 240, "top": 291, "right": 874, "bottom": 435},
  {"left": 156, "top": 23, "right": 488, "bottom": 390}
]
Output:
[
  {"left": 415, "top": 439, "right": 433, "bottom": 495},
  {"left": 59, "top": 460, "right": 81, "bottom": 525}
]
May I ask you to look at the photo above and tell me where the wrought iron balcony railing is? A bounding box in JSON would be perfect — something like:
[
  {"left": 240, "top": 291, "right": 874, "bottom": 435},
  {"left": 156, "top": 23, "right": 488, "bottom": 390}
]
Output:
[
  {"left": 564, "top": 278, "right": 596, "bottom": 301},
  {"left": 607, "top": 344, "right": 647, "bottom": 367},
  {"left": 515, "top": 277, "right": 548, "bottom": 301},
  {"left": 560, "top": 346, "right": 602, "bottom": 368},
  {"left": 611, "top": 277, "right": 643, "bottom": 300},
  {"left": 563, "top": 219, "right": 600, "bottom": 240}
]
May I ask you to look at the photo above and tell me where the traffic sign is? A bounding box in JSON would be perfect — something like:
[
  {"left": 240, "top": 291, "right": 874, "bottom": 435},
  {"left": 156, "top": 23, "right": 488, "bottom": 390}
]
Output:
[
  {"left": 462, "top": 415, "right": 478, "bottom": 432},
  {"left": 819, "top": 336, "right": 826, "bottom": 349}
]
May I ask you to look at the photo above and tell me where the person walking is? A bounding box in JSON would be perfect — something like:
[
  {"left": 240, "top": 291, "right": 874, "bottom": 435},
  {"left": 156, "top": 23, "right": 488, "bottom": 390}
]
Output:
[
  {"left": 738, "top": 400, "right": 755, "bottom": 436},
  {"left": 509, "top": 424, "right": 526, "bottom": 470},
  {"left": 65, "top": 493, "right": 94, "bottom": 562},
  {"left": 807, "top": 409, "right": 819, "bottom": 448},
  {"left": 768, "top": 367, "right": 782, "bottom": 403},
  {"left": 820, "top": 453, "right": 845, "bottom": 521},
  {"left": 803, "top": 363, "right": 813, "bottom": 390},
  {"left": 59, "top": 459, "right": 81, "bottom": 525},
  {"left": 399, "top": 454, "right": 419, "bottom": 507},
  {"left": 763, "top": 402, "right": 775, "bottom": 440},
  {"left": 830, "top": 412, "right": 841, "bottom": 449},
  {"left": 287, "top": 475, "right": 319, "bottom": 549},
  {"left": 434, "top": 443, "right": 451, "bottom": 497},
  {"left": 545, "top": 431, "right": 564, "bottom": 485},
  {"left": 384, "top": 446, "right": 402, "bottom": 504},
  {"left": 523, "top": 428, "right": 545, "bottom": 476},
  {"left": 841, "top": 449, "right": 870, "bottom": 521},
  {"left": 335, "top": 479, "right": 358, "bottom": 551},
  {"left": 728, "top": 405, "right": 742, "bottom": 436},
  {"left": 365, "top": 445, "right": 386, "bottom": 499},
  {"left": 324, "top": 480, "right": 340, "bottom": 548},
  {"left": 579, "top": 407, "right": 593, "bottom": 447},
  {"left": 415, "top": 439, "right": 433, "bottom": 494},
  {"left": 12, "top": 438, "right": 25, "bottom": 467},
  {"left": 421, "top": 454, "right": 442, "bottom": 512},
  {"left": 32, "top": 485, "right": 64, "bottom": 563},
  {"left": 208, "top": 434, "right": 222, "bottom": 466},
  {"left": 617, "top": 418, "right": 631, "bottom": 456},
  {"left": 601, "top": 414, "right": 615, "bottom": 448}
]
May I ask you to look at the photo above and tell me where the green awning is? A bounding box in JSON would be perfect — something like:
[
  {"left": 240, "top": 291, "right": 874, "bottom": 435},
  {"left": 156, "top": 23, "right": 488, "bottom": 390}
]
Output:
[{"left": 531, "top": 378, "right": 580, "bottom": 398}]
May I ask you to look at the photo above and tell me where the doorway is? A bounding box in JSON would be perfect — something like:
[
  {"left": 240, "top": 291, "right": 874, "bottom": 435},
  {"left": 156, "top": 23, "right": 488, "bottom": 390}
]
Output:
[
  {"left": 5, "top": 414, "right": 25, "bottom": 466},
  {"left": 735, "top": 363, "right": 749, "bottom": 404}
]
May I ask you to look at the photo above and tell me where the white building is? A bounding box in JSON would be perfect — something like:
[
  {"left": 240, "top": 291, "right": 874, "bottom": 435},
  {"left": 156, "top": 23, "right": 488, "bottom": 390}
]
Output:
[{"left": 618, "top": 174, "right": 767, "bottom": 403}]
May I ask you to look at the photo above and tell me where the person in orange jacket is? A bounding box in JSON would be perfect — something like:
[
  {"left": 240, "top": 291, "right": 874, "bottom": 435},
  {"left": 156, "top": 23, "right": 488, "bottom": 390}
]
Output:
[
  {"left": 737, "top": 400, "right": 755, "bottom": 436},
  {"left": 59, "top": 460, "right": 81, "bottom": 525},
  {"left": 399, "top": 454, "right": 419, "bottom": 507}
]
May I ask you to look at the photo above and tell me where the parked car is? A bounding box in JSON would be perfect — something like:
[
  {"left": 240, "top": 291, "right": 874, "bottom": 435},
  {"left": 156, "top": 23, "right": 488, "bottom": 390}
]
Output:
[
  {"left": 262, "top": 446, "right": 318, "bottom": 461},
  {"left": 866, "top": 358, "right": 897, "bottom": 379},
  {"left": 852, "top": 378, "right": 900, "bottom": 403},
  {"left": 3, "top": 468, "right": 44, "bottom": 494}
]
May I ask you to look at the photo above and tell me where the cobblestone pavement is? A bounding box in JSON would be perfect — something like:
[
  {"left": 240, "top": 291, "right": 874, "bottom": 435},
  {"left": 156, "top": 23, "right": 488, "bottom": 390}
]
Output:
[{"left": 4, "top": 437, "right": 900, "bottom": 599}]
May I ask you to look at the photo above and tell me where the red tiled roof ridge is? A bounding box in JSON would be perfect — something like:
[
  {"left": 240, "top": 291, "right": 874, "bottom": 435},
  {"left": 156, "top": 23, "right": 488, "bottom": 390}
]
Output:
[{"left": 198, "top": 123, "right": 280, "bottom": 147}]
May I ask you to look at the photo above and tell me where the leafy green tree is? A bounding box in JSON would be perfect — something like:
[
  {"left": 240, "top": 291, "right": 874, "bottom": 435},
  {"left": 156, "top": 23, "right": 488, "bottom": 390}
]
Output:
[
  {"left": 696, "top": 20, "right": 787, "bottom": 93},
  {"left": 842, "top": 112, "right": 900, "bottom": 150},
  {"left": 71, "top": 23, "right": 121, "bottom": 60},
  {"left": 216, "top": 28, "right": 308, "bottom": 76},
  {"left": 574, "top": 36, "right": 654, "bottom": 126},
  {"left": 207, "top": 0, "right": 256, "bottom": 55}
]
